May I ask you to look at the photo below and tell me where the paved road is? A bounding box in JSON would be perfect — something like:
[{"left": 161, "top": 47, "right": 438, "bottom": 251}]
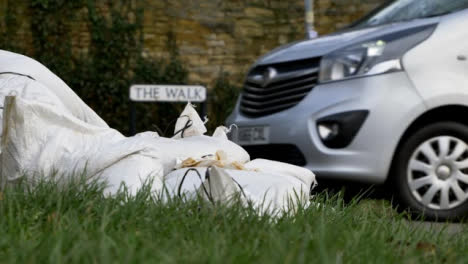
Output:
[
  {"left": 406, "top": 221, "right": 465, "bottom": 235},
  {"left": 317, "top": 179, "right": 467, "bottom": 233}
]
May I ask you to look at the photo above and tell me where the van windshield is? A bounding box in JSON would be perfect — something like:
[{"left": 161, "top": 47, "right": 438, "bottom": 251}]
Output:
[{"left": 353, "top": 0, "right": 468, "bottom": 28}]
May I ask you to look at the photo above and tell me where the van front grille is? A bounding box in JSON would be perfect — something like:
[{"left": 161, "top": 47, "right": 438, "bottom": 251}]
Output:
[{"left": 240, "top": 58, "right": 320, "bottom": 118}]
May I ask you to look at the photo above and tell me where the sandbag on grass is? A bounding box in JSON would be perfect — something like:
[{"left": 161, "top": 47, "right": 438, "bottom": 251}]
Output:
[
  {"left": 0, "top": 96, "right": 166, "bottom": 195},
  {"left": 163, "top": 166, "right": 312, "bottom": 214},
  {"left": 0, "top": 50, "right": 317, "bottom": 213},
  {"left": 0, "top": 73, "right": 69, "bottom": 150},
  {"left": 0, "top": 96, "right": 316, "bottom": 213},
  {"left": 0, "top": 49, "right": 108, "bottom": 128}
]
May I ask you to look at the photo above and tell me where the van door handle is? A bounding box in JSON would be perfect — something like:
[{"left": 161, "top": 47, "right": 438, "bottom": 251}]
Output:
[{"left": 457, "top": 55, "right": 467, "bottom": 61}]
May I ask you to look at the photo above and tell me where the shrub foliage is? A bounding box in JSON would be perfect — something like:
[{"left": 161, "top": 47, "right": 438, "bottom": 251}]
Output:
[{"left": 0, "top": 0, "right": 239, "bottom": 134}]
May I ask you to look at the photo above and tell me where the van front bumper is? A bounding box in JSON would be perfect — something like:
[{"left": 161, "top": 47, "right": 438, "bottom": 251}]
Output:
[{"left": 226, "top": 72, "right": 427, "bottom": 184}]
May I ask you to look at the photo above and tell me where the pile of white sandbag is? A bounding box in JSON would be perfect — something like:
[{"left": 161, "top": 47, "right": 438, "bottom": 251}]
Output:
[{"left": 0, "top": 50, "right": 317, "bottom": 214}]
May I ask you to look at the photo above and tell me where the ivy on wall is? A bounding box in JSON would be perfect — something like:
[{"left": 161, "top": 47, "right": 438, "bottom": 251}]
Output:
[
  {"left": 209, "top": 72, "right": 239, "bottom": 130},
  {"left": 0, "top": 0, "right": 25, "bottom": 53},
  {"left": 0, "top": 0, "right": 238, "bottom": 135}
]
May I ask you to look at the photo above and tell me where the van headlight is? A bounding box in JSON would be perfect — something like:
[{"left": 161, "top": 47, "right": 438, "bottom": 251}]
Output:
[{"left": 318, "top": 24, "right": 437, "bottom": 83}]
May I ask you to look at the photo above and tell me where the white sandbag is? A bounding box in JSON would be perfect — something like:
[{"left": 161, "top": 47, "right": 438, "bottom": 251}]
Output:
[
  {"left": 173, "top": 103, "right": 207, "bottom": 138},
  {"left": 212, "top": 126, "right": 229, "bottom": 140},
  {"left": 171, "top": 106, "right": 248, "bottom": 164},
  {"left": 0, "top": 49, "right": 108, "bottom": 128},
  {"left": 198, "top": 166, "right": 246, "bottom": 204},
  {"left": 0, "top": 96, "right": 248, "bottom": 197},
  {"left": 142, "top": 135, "right": 250, "bottom": 166},
  {"left": 0, "top": 74, "right": 68, "bottom": 111},
  {"left": 174, "top": 150, "right": 247, "bottom": 171},
  {"left": 0, "top": 74, "right": 69, "bottom": 144},
  {"left": 162, "top": 103, "right": 249, "bottom": 165},
  {"left": 0, "top": 96, "right": 166, "bottom": 194},
  {"left": 164, "top": 166, "right": 311, "bottom": 213},
  {"left": 0, "top": 52, "right": 318, "bottom": 214},
  {"left": 163, "top": 168, "right": 206, "bottom": 200},
  {"left": 163, "top": 167, "right": 246, "bottom": 204},
  {"left": 245, "top": 159, "right": 317, "bottom": 188},
  {"left": 133, "top": 131, "right": 160, "bottom": 139},
  {"left": 98, "top": 155, "right": 164, "bottom": 197},
  {"left": 0, "top": 97, "right": 314, "bottom": 213},
  {"left": 0, "top": 95, "right": 248, "bottom": 194}
]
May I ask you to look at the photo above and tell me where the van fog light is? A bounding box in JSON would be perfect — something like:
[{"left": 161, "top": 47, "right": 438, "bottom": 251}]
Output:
[
  {"left": 318, "top": 123, "right": 339, "bottom": 141},
  {"left": 316, "top": 110, "right": 369, "bottom": 149}
]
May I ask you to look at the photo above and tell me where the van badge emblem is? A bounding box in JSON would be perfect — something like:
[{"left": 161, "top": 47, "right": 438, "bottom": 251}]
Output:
[{"left": 262, "top": 67, "right": 277, "bottom": 87}]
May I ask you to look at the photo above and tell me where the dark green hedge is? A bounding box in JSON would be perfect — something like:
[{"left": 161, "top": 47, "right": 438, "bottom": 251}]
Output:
[{"left": 0, "top": 0, "right": 240, "bottom": 135}]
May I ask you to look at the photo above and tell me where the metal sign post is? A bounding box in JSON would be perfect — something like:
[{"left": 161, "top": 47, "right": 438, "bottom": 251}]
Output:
[
  {"left": 129, "top": 84, "right": 207, "bottom": 136},
  {"left": 305, "top": 0, "right": 318, "bottom": 39}
]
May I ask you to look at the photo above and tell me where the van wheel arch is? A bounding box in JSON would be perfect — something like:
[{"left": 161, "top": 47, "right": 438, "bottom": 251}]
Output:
[{"left": 389, "top": 104, "right": 468, "bottom": 183}]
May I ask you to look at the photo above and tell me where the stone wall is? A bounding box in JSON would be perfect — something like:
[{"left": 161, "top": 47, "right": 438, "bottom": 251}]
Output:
[
  {"left": 315, "top": 0, "right": 384, "bottom": 34},
  {"left": 141, "top": 0, "right": 308, "bottom": 85},
  {"left": 0, "top": 0, "right": 34, "bottom": 51},
  {"left": 0, "top": 0, "right": 385, "bottom": 86}
]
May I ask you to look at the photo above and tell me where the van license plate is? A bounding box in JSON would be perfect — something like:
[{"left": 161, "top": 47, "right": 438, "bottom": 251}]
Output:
[{"left": 236, "top": 126, "right": 270, "bottom": 146}]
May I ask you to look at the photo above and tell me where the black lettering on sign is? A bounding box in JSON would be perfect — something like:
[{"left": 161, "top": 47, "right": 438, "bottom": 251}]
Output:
[
  {"left": 193, "top": 88, "right": 202, "bottom": 100},
  {"left": 139, "top": 87, "right": 159, "bottom": 99},
  {"left": 177, "top": 89, "right": 186, "bottom": 100},
  {"left": 136, "top": 87, "right": 144, "bottom": 98},
  {"left": 153, "top": 87, "right": 160, "bottom": 99},
  {"left": 131, "top": 85, "right": 205, "bottom": 102},
  {"left": 187, "top": 88, "right": 201, "bottom": 100},
  {"left": 144, "top": 87, "right": 153, "bottom": 99},
  {"left": 166, "top": 87, "right": 178, "bottom": 99}
]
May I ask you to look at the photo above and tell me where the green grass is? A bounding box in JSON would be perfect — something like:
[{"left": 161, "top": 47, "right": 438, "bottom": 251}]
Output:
[{"left": 0, "top": 179, "right": 466, "bottom": 264}]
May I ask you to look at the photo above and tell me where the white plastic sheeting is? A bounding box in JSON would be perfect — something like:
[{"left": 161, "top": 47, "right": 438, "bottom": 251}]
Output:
[{"left": 0, "top": 50, "right": 317, "bottom": 213}]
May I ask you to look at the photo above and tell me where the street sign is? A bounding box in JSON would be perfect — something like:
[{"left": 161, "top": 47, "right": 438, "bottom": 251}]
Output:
[
  {"left": 128, "top": 84, "right": 208, "bottom": 136},
  {"left": 130, "top": 85, "right": 206, "bottom": 103}
]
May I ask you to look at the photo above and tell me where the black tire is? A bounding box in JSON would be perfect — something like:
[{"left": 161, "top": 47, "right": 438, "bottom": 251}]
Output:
[{"left": 392, "top": 122, "right": 468, "bottom": 221}]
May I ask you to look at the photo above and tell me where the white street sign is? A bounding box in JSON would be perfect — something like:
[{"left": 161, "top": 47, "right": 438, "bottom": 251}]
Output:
[{"left": 130, "top": 85, "right": 206, "bottom": 102}]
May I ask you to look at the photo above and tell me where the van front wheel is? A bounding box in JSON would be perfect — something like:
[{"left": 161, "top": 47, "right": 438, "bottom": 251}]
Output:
[{"left": 393, "top": 122, "right": 468, "bottom": 221}]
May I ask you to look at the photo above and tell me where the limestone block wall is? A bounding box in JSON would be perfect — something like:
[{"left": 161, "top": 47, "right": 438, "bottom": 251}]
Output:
[{"left": 315, "top": 0, "right": 384, "bottom": 33}]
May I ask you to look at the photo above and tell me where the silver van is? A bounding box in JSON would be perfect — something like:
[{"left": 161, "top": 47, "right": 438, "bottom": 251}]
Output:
[{"left": 227, "top": 0, "right": 468, "bottom": 220}]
